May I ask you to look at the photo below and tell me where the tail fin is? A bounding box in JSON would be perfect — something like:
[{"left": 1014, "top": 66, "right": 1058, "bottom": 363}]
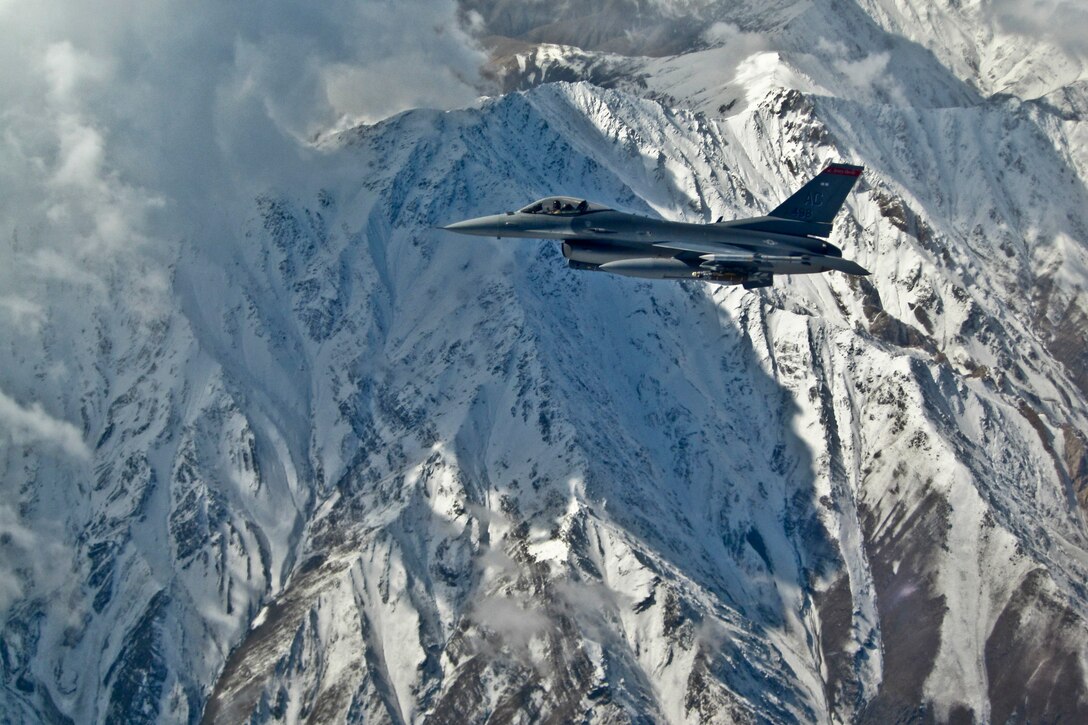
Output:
[{"left": 768, "top": 163, "right": 863, "bottom": 237}]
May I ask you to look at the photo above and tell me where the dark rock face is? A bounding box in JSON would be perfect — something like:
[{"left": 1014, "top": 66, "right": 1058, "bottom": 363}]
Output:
[
  {"left": 986, "top": 570, "right": 1088, "bottom": 724},
  {"left": 856, "top": 492, "right": 949, "bottom": 723},
  {"left": 105, "top": 591, "right": 174, "bottom": 725}
]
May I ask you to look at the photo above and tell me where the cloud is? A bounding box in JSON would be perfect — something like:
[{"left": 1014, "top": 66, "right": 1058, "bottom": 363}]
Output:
[
  {"left": 473, "top": 594, "right": 550, "bottom": 650},
  {"left": 0, "top": 387, "right": 91, "bottom": 460},
  {"left": 23, "top": 249, "right": 107, "bottom": 293},
  {"left": 0, "top": 0, "right": 487, "bottom": 627},
  {"left": 832, "top": 51, "right": 908, "bottom": 106},
  {"left": 836, "top": 52, "right": 890, "bottom": 89},
  {"left": 0, "top": 505, "right": 74, "bottom": 613},
  {"left": 0, "top": 35, "right": 161, "bottom": 267},
  {"left": 0, "top": 0, "right": 487, "bottom": 466},
  {"left": 0, "top": 296, "right": 46, "bottom": 335},
  {"left": 702, "top": 21, "right": 771, "bottom": 78},
  {"left": 554, "top": 578, "right": 625, "bottom": 641},
  {"left": 990, "top": 0, "right": 1088, "bottom": 57},
  {"left": 0, "top": 506, "right": 31, "bottom": 611},
  {"left": 0, "top": 0, "right": 487, "bottom": 272}
]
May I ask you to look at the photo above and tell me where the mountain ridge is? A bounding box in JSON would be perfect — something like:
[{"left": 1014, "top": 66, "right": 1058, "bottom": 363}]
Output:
[{"left": 2, "top": 1, "right": 1088, "bottom": 722}]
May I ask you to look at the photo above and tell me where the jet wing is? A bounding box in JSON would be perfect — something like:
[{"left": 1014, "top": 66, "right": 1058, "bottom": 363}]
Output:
[
  {"left": 653, "top": 240, "right": 750, "bottom": 256},
  {"left": 700, "top": 252, "right": 791, "bottom": 266}
]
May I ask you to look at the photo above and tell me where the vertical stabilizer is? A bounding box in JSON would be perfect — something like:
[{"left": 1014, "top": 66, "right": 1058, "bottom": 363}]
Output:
[{"left": 768, "top": 163, "right": 863, "bottom": 233}]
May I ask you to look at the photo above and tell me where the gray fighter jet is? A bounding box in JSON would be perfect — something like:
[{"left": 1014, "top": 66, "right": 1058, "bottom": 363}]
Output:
[{"left": 443, "top": 162, "right": 868, "bottom": 288}]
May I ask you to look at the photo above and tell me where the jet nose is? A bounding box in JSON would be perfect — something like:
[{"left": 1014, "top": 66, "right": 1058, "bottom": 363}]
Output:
[
  {"left": 441, "top": 216, "right": 505, "bottom": 236},
  {"left": 442, "top": 219, "right": 479, "bottom": 232}
]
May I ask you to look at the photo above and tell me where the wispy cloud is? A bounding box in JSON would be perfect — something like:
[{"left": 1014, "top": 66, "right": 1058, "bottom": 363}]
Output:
[
  {"left": 0, "top": 387, "right": 90, "bottom": 460},
  {"left": 814, "top": 39, "right": 909, "bottom": 106},
  {"left": 990, "top": 0, "right": 1088, "bottom": 57},
  {"left": 0, "top": 505, "right": 73, "bottom": 614},
  {"left": 0, "top": 0, "right": 487, "bottom": 279},
  {"left": 0, "top": 0, "right": 488, "bottom": 471},
  {"left": 702, "top": 21, "right": 771, "bottom": 79},
  {"left": 473, "top": 594, "right": 551, "bottom": 650},
  {"left": 0, "top": 296, "right": 46, "bottom": 335}
]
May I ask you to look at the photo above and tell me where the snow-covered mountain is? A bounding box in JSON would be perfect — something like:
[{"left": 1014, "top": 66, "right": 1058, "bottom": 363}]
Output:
[{"left": 2, "top": 1, "right": 1087, "bottom": 723}]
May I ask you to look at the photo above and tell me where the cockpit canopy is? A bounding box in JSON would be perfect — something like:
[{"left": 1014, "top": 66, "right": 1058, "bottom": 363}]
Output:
[{"left": 518, "top": 196, "right": 610, "bottom": 216}]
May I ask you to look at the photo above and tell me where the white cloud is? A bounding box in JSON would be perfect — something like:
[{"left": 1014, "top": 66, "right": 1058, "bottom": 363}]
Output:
[
  {"left": 836, "top": 52, "right": 890, "bottom": 89},
  {"left": 44, "top": 40, "right": 111, "bottom": 106},
  {"left": 0, "top": 506, "right": 30, "bottom": 611},
  {"left": 0, "top": 387, "right": 91, "bottom": 460},
  {"left": 52, "top": 113, "right": 105, "bottom": 188},
  {"left": 0, "top": 505, "right": 74, "bottom": 614},
  {"left": 701, "top": 21, "right": 771, "bottom": 80},
  {"left": 25, "top": 249, "right": 107, "bottom": 292},
  {"left": 833, "top": 51, "right": 909, "bottom": 106},
  {"left": 473, "top": 594, "right": 550, "bottom": 650},
  {"left": 0, "top": 0, "right": 487, "bottom": 467},
  {"left": 991, "top": 0, "right": 1088, "bottom": 57},
  {"left": 0, "top": 0, "right": 487, "bottom": 271},
  {"left": 0, "top": 296, "right": 46, "bottom": 335},
  {"left": 815, "top": 37, "right": 849, "bottom": 58}
]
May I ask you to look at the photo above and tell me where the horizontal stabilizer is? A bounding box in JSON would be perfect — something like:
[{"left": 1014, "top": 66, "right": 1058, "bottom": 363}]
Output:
[{"left": 817, "top": 256, "right": 870, "bottom": 275}]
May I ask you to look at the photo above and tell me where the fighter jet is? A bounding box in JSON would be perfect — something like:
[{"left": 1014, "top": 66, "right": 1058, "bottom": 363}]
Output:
[{"left": 443, "top": 162, "right": 868, "bottom": 288}]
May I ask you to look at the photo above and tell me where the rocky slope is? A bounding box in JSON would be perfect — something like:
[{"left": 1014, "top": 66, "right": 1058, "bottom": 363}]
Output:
[{"left": 2, "top": 1, "right": 1088, "bottom": 723}]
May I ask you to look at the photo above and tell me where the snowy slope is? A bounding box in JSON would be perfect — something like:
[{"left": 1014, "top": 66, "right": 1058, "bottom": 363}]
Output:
[{"left": 2, "top": 1, "right": 1088, "bottom": 724}]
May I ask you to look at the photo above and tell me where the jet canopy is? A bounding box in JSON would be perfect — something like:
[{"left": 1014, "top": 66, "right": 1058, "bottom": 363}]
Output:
[{"left": 518, "top": 197, "right": 610, "bottom": 216}]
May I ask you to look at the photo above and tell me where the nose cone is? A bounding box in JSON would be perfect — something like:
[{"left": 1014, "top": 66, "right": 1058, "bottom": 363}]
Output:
[{"left": 442, "top": 215, "right": 507, "bottom": 236}]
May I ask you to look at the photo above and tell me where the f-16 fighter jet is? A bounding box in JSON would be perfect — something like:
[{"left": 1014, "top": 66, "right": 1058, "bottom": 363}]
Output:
[{"left": 444, "top": 163, "right": 868, "bottom": 288}]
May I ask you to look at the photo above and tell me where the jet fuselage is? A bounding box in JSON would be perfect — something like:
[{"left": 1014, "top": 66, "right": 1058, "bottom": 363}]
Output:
[{"left": 443, "top": 163, "right": 869, "bottom": 287}]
